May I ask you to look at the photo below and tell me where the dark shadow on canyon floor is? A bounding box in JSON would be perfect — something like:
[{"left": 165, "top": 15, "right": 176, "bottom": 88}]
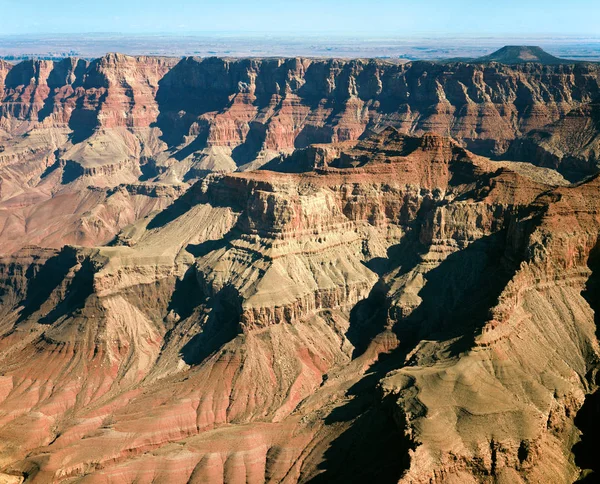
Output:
[
  {"left": 16, "top": 254, "right": 72, "bottom": 323},
  {"left": 405, "top": 230, "right": 518, "bottom": 356},
  {"left": 172, "top": 130, "right": 209, "bottom": 162},
  {"left": 573, "top": 244, "right": 600, "bottom": 483},
  {"left": 231, "top": 121, "right": 267, "bottom": 166},
  {"left": 37, "top": 258, "right": 95, "bottom": 325},
  {"left": 186, "top": 237, "right": 231, "bottom": 259},
  {"left": 61, "top": 160, "right": 85, "bottom": 184},
  {"left": 68, "top": 92, "right": 104, "bottom": 144},
  {"left": 349, "top": 227, "right": 517, "bottom": 361},
  {"left": 315, "top": 227, "right": 520, "bottom": 482},
  {"left": 166, "top": 267, "right": 204, "bottom": 322},
  {"left": 179, "top": 284, "right": 242, "bottom": 366},
  {"left": 347, "top": 231, "right": 425, "bottom": 359},
  {"left": 146, "top": 193, "right": 194, "bottom": 230},
  {"left": 310, "top": 350, "right": 413, "bottom": 484}
]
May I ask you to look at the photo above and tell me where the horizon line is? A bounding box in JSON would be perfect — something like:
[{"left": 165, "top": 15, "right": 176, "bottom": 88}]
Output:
[{"left": 2, "top": 31, "right": 600, "bottom": 39}]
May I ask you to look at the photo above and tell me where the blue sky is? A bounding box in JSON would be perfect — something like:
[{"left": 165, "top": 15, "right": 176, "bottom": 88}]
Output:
[{"left": 0, "top": 0, "right": 599, "bottom": 36}]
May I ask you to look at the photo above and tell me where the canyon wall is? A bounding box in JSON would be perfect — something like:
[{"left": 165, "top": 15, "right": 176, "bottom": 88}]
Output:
[
  {"left": 1, "top": 55, "right": 599, "bottom": 157},
  {"left": 0, "top": 129, "right": 597, "bottom": 482},
  {"left": 1, "top": 54, "right": 598, "bottom": 255}
]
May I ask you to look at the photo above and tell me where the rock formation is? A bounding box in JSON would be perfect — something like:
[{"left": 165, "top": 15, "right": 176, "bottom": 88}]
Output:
[
  {"left": 0, "top": 50, "right": 600, "bottom": 483},
  {"left": 474, "top": 45, "right": 569, "bottom": 65},
  {"left": 509, "top": 100, "right": 600, "bottom": 180},
  {"left": 0, "top": 50, "right": 597, "bottom": 256},
  {"left": 0, "top": 50, "right": 598, "bottom": 173}
]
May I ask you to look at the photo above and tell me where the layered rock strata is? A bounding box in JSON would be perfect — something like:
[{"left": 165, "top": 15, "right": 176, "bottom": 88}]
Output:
[{"left": 0, "top": 130, "right": 597, "bottom": 483}]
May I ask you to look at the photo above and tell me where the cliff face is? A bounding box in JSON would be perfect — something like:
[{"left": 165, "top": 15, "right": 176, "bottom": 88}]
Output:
[
  {"left": 0, "top": 55, "right": 179, "bottom": 255},
  {"left": 0, "top": 54, "right": 175, "bottom": 131},
  {"left": 380, "top": 170, "right": 600, "bottom": 484},
  {"left": 0, "top": 60, "right": 12, "bottom": 102},
  {"left": 509, "top": 101, "right": 600, "bottom": 179},
  {"left": 1, "top": 55, "right": 599, "bottom": 154},
  {"left": 156, "top": 57, "right": 600, "bottom": 156},
  {"left": 0, "top": 128, "right": 597, "bottom": 483},
  {"left": 1, "top": 54, "right": 598, "bottom": 256}
]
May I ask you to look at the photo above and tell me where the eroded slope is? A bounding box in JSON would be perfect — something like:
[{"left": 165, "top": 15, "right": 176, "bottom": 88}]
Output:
[{"left": 0, "top": 129, "right": 597, "bottom": 483}]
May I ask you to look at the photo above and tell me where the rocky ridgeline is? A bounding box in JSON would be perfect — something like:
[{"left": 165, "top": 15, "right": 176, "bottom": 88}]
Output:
[
  {"left": 0, "top": 53, "right": 599, "bottom": 156},
  {"left": 0, "top": 51, "right": 599, "bottom": 257}
]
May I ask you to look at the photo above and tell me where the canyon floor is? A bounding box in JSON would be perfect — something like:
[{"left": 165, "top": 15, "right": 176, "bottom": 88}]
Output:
[{"left": 0, "top": 47, "right": 600, "bottom": 483}]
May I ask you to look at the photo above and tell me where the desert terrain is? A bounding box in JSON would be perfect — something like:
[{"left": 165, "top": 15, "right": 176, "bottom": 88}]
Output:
[{"left": 0, "top": 46, "right": 599, "bottom": 483}]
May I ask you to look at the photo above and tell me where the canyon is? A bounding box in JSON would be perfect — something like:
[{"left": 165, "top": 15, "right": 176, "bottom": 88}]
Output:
[{"left": 0, "top": 47, "right": 600, "bottom": 483}]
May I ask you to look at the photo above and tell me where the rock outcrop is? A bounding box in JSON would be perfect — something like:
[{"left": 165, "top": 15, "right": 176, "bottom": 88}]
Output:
[
  {"left": 0, "top": 52, "right": 598, "bottom": 257},
  {"left": 509, "top": 100, "right": 600, "bottom": 180},
  {"left": 0, "top": 128, "right": 598, "bottom": 483},
  {"left": 153, "top": 55, "right": 600, "bottom": 159},
  {"left": 0, "top": 52, "right": 598, "bottom": 164}
]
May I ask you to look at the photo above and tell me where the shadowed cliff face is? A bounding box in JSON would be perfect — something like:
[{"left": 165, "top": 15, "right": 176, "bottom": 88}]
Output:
[
  {"left": 508, "top": 101, "right": 600, "bottom": 180},
  {"left": 0, "top": 54, "right": 174, "bottom": 129},
  {"left": 138, "top": 56, "right": 600, "bottom": 157},
  {"left": 572, "top": 244, "right": 600, "bottom": 483},
  {"left": 1, "top": 54, "right": 599, "bottom": 153}
]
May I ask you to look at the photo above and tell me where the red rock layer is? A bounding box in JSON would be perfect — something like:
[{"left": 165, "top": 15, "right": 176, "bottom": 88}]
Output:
[
  {"left": 156, "top": 58, "right": 600, "bottom": 157},
  {"left": 0, "top": 130, "right": 595, "bottom": 483},
  {"left": 1, "top": 56, "right": 598, "bottom": 156},
  {"left": 0, "top": 55, "right": 176, "bottom": 132},
  {"left": 509, "top": 101, "right": 600, "bottom": 178},
  {"left": 0, "top": 55, "right": 598, "bottom": 258}
]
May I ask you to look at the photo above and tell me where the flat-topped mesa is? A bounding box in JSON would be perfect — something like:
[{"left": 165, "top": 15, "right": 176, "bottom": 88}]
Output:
[
  {"left": 261, "top": 130, "right": 465, "bottom": 173},
  {"left": 475, "top": 45, "right": 568, "bottom": 65},
  {"left": 330, "top": 129, "right": 468, "bottom": 168},
  {"left": 61, "top": 156, "right": 140, "bottom": 181},
  {"left": 197, "top": 131, "right": 468, "bottom": 238},
  {"left": 197, "top": 130, "right": 553, "bottom": 244},
  {"left": 190, "top": 132, "right": 559, "bottom": 331}
]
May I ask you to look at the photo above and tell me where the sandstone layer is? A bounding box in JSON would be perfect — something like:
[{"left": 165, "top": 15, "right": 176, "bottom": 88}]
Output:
[
  {"left": 509, "top": 100, "right": 600, "bottom": 180},
  {"left": 0, "top": 126, "right": 598, "bottom": 482}
]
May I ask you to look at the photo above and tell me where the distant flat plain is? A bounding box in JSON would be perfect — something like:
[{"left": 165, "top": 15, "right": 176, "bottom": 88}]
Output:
[{"left": 1, "top": 33, "right": 600, "bottom": 61}]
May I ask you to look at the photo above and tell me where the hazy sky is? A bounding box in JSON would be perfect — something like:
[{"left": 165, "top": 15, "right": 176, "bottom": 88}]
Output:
[{"left": 0, "top": 0, "right": 599, "bottom": 36}]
